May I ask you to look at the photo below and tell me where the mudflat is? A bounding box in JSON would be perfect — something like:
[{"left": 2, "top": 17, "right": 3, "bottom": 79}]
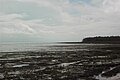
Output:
[{"left": 0, "top": 43, "right": 120, "bottom": 80}]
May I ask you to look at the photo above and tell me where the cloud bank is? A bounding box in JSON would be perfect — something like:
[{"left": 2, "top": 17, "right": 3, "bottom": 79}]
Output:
[{"left": 0, "top": 0, "right": 120, "bottom": 42}]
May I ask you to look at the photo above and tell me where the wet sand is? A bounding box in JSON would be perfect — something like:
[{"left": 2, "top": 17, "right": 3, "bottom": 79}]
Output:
[{"left": 0, "top": 44, "right": 120, "bottom": 80}]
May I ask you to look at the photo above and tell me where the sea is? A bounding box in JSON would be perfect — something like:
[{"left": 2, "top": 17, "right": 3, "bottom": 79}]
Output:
[{"left": 0, "top": 42, "right": 108, "bottom": 52}]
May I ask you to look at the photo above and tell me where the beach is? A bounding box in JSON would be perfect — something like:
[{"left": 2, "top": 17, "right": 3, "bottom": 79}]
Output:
[{"left": 0, "top": 43, "right": 120, "bottom": 80}]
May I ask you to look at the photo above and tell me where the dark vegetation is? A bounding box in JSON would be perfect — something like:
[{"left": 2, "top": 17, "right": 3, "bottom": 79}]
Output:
[{"left": 82, "top": 36, "right": 120, "bottom": 44}]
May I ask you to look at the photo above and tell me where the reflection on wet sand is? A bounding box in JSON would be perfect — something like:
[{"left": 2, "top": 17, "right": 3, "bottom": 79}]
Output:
[{"left": 0, "top": 44, "right": 120, "bottom": 80}]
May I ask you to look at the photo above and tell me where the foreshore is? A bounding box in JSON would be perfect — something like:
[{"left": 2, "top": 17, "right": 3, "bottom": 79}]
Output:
[{"left": 0, "top": 44, "right": 120, "bottom": 80}]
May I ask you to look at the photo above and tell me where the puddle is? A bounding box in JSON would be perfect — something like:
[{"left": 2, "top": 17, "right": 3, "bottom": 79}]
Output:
[{"left": 13, "top": 64, "right": 29, "bottom": 68}]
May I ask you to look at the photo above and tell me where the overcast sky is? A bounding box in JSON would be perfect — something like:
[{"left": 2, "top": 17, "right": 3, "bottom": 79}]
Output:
[{"left": 0, "top": 0, "right": 120, "bottom": 43}]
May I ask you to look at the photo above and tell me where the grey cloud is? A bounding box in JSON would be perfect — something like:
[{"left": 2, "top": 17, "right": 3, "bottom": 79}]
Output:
[{"left": 0, "top": 0, "right": 120, "bottom": 42}]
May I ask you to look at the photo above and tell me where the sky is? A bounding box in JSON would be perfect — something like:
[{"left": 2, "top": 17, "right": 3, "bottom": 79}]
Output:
[{"left": 0, "top": 0, "right": 120, "bottom": 43}]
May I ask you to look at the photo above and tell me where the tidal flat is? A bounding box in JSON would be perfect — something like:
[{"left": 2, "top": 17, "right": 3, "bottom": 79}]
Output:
[{"left": 0, "top": 43, "right": 120, "bottom": 80}]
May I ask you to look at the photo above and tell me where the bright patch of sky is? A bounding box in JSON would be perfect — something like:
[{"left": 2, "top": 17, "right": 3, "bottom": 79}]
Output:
[
  {"left": 0, "top": 0, "right": 120, "bottom": 43},
  {"left": 70, "top": 0, "right": 91, "bottom": 4}
]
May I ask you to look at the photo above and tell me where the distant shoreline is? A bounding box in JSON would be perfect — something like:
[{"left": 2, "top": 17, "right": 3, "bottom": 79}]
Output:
[
  {"left": 59, "top": 36, "right": 120, "bottom": 44},
  {"left": 82, "top": 36, "right": 120, "bottom": 44},
  {"left": 57, "top": 42, "right": 82, "bottom": 44}
]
